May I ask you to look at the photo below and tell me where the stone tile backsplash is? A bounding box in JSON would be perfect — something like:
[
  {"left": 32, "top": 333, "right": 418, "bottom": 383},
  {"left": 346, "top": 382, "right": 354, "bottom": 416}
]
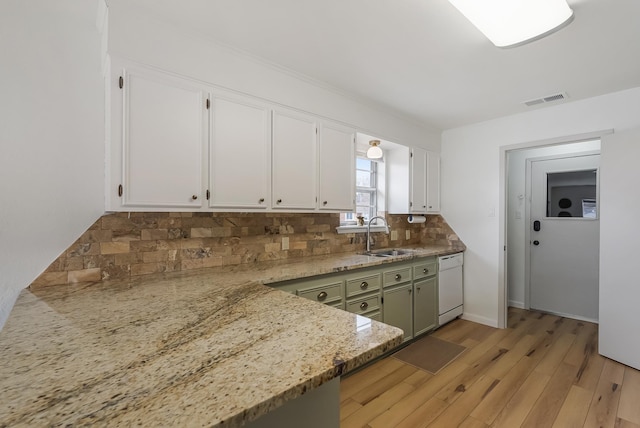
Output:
[{"left": 31, "top": 212, "right": 461, "bottom": 288}]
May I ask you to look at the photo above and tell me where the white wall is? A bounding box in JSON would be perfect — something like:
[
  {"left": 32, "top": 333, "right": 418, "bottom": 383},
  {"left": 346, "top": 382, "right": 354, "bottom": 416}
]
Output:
[
  {"left": 506, "top": 140, "right": 601, "bottom": 308},
  {"left": 441, "top": 86, "right": 640, "bottom": 329},
  {"left": 0, "top": 0, "right": 105, "bottom": 329},
  {"left": 106, "top": 5, "right": 440, "bottom": 152}
]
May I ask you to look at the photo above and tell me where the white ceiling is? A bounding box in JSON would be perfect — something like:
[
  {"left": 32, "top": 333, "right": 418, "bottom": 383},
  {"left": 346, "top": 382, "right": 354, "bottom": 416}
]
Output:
[{"left": 107, "top": 0, "right": 640, "bottom": 130}]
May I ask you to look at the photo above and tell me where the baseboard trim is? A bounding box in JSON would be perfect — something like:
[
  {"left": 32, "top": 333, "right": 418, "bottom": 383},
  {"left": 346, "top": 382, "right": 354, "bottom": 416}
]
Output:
[
  {"left": 461, "top": 313, "right": 499, "bottom": 328},
  {"left": 508, "top": 300, "right": 525, "bottom": 309}
]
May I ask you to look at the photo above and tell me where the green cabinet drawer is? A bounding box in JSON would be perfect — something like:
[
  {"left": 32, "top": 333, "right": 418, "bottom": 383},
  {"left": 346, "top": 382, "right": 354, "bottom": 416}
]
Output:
[
  {"left": 297, "top": 281, "right": 343, "bottom": 305},
  {"left": 346, "top": 294, "right": 381, "bottom": 315},
  {"left": 383, "top": 266, "right": 412, "bottom": 287},
  {"left": 413, "top": 260, "right": 437, "bottom": 280},
  {"left": 346, "top": 273, "right": 381, "bottom": 298}
]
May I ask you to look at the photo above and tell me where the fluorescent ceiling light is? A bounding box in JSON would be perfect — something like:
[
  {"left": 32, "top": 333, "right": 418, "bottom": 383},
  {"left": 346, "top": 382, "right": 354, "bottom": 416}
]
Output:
[{"left": 447, "top": 0, "right": 574, "bottom": 48}]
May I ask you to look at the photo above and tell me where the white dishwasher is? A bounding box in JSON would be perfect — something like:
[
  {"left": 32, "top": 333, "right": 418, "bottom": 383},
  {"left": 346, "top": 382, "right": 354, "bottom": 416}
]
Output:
[{"left": 438, "top": 253, "right": 464, "bottom": 326}]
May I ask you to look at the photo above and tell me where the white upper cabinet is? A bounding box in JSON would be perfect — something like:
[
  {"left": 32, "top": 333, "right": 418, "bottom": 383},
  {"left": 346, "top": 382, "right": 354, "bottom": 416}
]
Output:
[
  {"left": 318, "top": 122, "right": 355, "bottom": 211},
  {"left": 388, "top": 145, "right": 440, "bottom": 214},
  {"left": 426, "top": 151, "right": 440, "bottom": 213},
  {"left": 272, "top": 109, "right": 318, "bottom": 210},
  {"left": 118, "top": 67, "right": 208, "bottom": 209},
  {"left": 410, "top": 147, "right": 428, "bottom": 214},
  {"left": 209, "top": 93, "right": 271, "bottom": 209}
]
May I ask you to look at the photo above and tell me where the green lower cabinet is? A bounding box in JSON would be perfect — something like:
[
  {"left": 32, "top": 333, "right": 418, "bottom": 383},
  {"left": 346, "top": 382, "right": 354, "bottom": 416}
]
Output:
[
  {"left": 382, "top": 282, "right": 414, "bottom": 342},
  {"left": 413, "top": 276, "right": 438, "bottom": 337}
]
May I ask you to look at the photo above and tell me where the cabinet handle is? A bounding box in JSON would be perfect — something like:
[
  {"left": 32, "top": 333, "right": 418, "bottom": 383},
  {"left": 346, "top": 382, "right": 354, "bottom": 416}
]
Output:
[
  {"left": 317, "top": 291, "right": 328, "bottom": 301},
  {"left": 423, "top": 268, "right": 429, "bottom": 274},
  {"left": 360, "top": 301, "right": 369, "bottom": 310},
  {"left": 323, "top": 201, "right": 328, "bottom": 206},
  {"left": 259, "top": 198, "right": 265, "bottom": 203},
  {"left": 395, "top": 274, "right": 402, "bottom": 281},
  {"left": 192, "top": 195, "right": 198, "bottom": 200},
  {"left": 277, "top": 199, "right": 282, "bottom": 204},
  {"left": 360, "top": 281, "right": 368, "bottom": 290}
]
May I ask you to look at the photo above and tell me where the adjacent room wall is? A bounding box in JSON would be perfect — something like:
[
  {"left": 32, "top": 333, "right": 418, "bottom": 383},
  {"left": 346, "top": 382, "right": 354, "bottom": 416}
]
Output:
[
  {"left": 441, "top": 86, "right": 640, "bottom": 329},
  {"left": 0, "top": 0, "right": 105, "bottom": 328}
]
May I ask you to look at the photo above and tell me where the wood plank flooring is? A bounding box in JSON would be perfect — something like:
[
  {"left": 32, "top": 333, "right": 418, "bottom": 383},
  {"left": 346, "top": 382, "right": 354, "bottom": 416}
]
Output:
[{"left": 340, "top": 308, "right": 640, "bottom": 427}]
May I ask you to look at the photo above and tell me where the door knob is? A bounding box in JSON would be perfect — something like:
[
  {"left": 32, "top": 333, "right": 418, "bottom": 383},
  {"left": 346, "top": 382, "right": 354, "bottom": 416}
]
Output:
[{"left": 533, "top": 240, "right": 540, "bottom": 246}]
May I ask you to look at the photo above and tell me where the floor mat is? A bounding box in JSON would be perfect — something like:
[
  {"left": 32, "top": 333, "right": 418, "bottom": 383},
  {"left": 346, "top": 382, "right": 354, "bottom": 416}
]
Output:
[{"left": 392, "top": 335, "right": 466, "bottom": 374}]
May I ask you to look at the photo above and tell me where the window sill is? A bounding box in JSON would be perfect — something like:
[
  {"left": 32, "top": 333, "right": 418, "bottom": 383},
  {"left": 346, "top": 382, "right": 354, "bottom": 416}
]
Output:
[{"left": 336, "top": 225, "right": 388, "bottom": 234}]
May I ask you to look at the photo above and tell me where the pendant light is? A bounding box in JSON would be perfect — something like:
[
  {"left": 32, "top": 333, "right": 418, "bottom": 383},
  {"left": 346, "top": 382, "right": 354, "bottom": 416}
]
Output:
[
  {"left": 367, "top": 140, "right": 383, "bottom": 159},
  {"left": 447, "top": 0, "right": 574, "bottom": 48}
]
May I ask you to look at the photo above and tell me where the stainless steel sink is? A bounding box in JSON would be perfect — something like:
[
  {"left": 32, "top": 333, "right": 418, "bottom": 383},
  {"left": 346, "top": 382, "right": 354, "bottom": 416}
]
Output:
[{"left": 366, "top": 249, "right": 413, "bottom": 257}]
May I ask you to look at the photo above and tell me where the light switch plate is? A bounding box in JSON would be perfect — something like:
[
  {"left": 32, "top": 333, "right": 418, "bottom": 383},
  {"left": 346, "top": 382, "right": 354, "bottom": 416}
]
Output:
[{"left": 282, "top": 236, "right": 289, "bottom": 250}]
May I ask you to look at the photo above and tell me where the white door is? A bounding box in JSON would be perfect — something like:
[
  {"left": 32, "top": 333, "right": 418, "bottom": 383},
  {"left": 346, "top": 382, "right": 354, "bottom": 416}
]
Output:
[
  {"left": 209, "top": 94, "right": 271, "bottom": 209},
  {"left": 272, "top": 109, "right": 317, "bottom": 210},
  {"left": 318, "top": 121, "right": 355, "bottom": 211},
  {"left": 529, "top": 154, "right": 600, "bottom": 322}
]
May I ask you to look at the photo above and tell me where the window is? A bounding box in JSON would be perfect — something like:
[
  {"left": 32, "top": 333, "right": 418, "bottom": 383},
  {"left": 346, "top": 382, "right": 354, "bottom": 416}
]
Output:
[{"left": 341, "top": 157, "right": 378, "bottom": 225}]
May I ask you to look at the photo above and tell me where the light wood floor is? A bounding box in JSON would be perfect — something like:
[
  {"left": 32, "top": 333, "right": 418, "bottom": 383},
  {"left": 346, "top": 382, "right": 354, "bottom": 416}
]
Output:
[{"left": 340, "top": 307, "right": 640, "bottom": 428}]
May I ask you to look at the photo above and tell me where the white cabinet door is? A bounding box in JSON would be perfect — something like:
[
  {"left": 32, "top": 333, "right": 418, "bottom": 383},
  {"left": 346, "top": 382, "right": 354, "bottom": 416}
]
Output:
[
  {"left": 209, "top": 94, "right": 271, "bottom": 209},
  {"left": 272, "top": 109, "right": 317, "bottom": 210},
  {"left": 426, "top": 151, "right": 440, "bottom": 213},
  {"left": 318, "top": 122, "right": 355, "bottom": 211},
  {"left": 410, "top": 147, "right": 427, "bottom": 214},
  {"left": 121, "top": 69, "right": 207, "bottom": 208}
]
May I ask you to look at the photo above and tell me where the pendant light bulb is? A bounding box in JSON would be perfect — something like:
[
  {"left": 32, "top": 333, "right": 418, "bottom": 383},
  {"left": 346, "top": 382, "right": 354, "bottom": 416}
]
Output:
[{"left": 367, "top": 140, "right": 383, "bottom": 159}]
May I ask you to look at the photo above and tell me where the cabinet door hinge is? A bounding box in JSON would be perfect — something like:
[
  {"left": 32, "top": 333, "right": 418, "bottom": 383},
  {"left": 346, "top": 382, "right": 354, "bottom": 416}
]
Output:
[
  {"left": 206, "top": 189, "right": 210, "bottom": 200},
  {"left": 118, "top": 184, "right": 123, "bottom": 197},
  {"left": 206, "top": 98, "right": 210, "bottom": 109},
  {"left": 315, "top": 127, "right": 318, "bottom": 135},
  {"left": 410, "top": 151, "right": 413, "bottom": 158}
]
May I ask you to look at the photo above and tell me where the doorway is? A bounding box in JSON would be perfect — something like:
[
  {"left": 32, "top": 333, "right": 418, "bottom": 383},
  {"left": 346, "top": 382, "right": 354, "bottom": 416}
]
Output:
[
  {"left": 504, "top": 139, "right": 601, "bottom": 324},
  {"left": 527, "top": 153, "right": 600, "bottom": 322}
]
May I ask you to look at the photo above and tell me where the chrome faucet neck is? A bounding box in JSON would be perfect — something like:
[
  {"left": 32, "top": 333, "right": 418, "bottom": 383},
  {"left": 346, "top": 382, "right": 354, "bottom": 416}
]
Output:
[{"left": 366, "top": 216, "right": 390, "bottom": 253}]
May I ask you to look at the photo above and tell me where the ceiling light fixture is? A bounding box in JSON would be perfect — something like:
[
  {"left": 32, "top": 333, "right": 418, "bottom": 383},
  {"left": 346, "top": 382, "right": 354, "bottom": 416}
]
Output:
[
  {"left": 366, "top": 140, "right": 383, "bottom": 159},
  {"left": 447, "top": 0, "right": 574, "bottom": 48}
]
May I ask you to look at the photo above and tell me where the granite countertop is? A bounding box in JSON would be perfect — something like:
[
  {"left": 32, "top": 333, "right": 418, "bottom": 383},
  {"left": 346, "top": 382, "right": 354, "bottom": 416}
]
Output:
[{"left": 0, "top": 244, "right": 462, "bottom": 427}]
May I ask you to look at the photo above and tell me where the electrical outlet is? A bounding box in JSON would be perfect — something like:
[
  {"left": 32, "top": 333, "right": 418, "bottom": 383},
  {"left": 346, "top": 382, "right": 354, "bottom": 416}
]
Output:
[
  {"left": 282, "top": 236, "right": 289, "bottom": 250},
  {"left": 406, "top": 230, "right": 410, "bottom": 240},
  {"left": 390, "top": 230, "right": 398, "bottom": 241}
]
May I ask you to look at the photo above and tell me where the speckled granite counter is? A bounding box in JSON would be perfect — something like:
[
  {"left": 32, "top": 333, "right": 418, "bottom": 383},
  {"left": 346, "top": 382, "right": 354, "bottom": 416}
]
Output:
[{"left": 0, "top": 244, "right": 462, "bottom": 427}]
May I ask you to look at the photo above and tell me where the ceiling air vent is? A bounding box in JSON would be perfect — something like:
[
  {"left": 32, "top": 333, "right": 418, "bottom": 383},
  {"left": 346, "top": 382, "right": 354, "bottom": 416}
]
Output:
[{"left": 523, "top": 92, "right": 569, "bottom": 107}]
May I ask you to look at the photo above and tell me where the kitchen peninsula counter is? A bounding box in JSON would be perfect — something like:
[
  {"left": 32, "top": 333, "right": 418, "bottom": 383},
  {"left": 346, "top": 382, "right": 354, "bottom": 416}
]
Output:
[{"left": 0, "top": 244, "right": 462, "bottom": 427}]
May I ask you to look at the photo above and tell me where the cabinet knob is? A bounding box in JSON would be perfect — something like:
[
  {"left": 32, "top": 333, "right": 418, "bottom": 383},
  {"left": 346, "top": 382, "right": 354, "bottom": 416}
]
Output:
[
  {"left": 317, "top": 291, "right": 328, "bottom": 301},
  {"left": 360, "top": 301, "right": 369, "bottom": 310},
  {"left": 428, "top": 206, "right": 432, "bottom": 209},
  {"left": 277, "top": 199, "right": 282, "bottom": 204},
  {"left": 360, "top": 281, "right": 368, "bottom": 290},
  {"left": 423, "top": 205, "right": 426, "bottom": 208},
  {"left": 323, "top": 201, "right": 328, "bottom": 206},
  {"left": 395, "top": 274, "right": 402, "bottom": 281},
  {"left": 423, "top": 268, "right": 429, "bottom": 274},
  {"left": 417, "top": 286, "right": 421, "bottom": 292},
  {"left": 259, "top": 198, "right": 265, "bottom": 203},
  {"left": 408, "top": 288, "right": 412, "bottom": 293},
  {"left": 192, "top": 195, "right": 198, "bottom": 200}
]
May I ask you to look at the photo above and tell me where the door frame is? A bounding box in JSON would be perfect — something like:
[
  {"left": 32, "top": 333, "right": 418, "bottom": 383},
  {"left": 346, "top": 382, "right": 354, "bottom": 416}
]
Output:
[
  {"left": 524, "top": 151, "right": 601, "bottom": 313},
  {"left": 498, "top": 129, "right": 612, "bottom": 329}
]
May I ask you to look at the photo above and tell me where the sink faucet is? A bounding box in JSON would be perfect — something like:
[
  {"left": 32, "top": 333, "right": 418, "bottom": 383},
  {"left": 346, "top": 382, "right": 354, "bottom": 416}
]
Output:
[{"left": 367, "top": 216, "right": 390, "bottom": 253}]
